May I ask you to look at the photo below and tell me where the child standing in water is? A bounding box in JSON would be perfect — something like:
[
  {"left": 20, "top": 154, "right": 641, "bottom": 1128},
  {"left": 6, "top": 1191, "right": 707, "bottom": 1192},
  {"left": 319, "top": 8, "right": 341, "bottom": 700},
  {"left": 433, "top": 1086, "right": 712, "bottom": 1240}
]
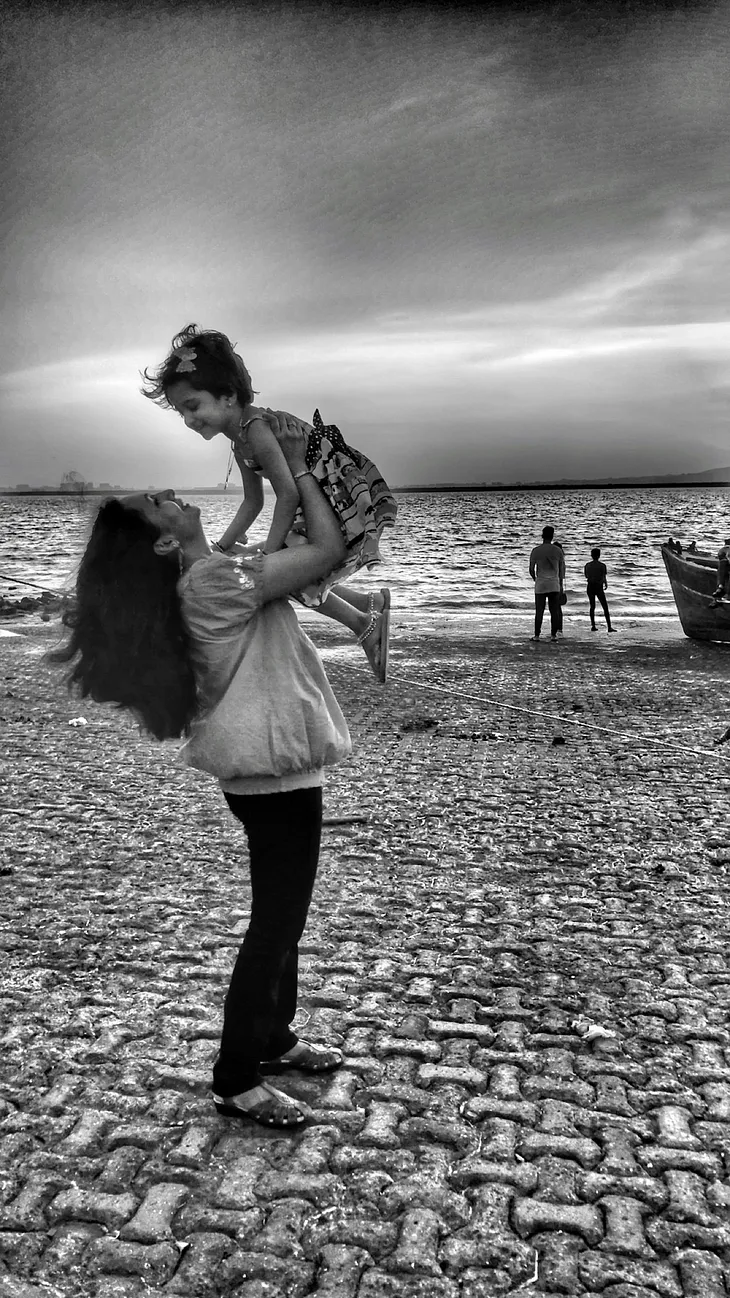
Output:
[
  {"left": 142, "top": 325, "right": 396, "bottom": 682},
  {"left": 584, "top": 547, "right": 615, "bottom": 633}
]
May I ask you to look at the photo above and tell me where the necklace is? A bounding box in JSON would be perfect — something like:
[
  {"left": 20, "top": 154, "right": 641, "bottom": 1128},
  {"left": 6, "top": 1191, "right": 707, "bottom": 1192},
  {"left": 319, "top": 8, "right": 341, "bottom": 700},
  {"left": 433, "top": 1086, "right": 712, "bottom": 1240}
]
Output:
[{"left": 224, "top": 443, "right": 235, "bottom": 491}]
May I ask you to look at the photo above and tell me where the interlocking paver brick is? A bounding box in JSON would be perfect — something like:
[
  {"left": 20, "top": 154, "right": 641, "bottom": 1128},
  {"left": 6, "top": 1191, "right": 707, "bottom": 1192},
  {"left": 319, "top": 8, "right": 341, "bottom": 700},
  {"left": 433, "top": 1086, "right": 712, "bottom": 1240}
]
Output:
[
  {"left": 161, "top": 1229, "right": 234, "bottom": 1295},
  {"left": 578, "top": 1250, "right": 683, "bottom": 1295},
  {"left": 355, "top": 1100, "right": 407, "bottom": 1148},
  {"left": 655, "top": 1106, "right": 702, "bottom": 1148},
  {"left": 531, "top": 1230, "right": 583, "bottom": 1293},
  {"left": 119, "top": 1182, "right": 188, "bottom": 1242},
  {"left": 534, "top": 1155, "right": 581, "bottom": 1204},
  {"left": 251, "top": 1199, "right": 312, "bottom": 1258},
  {"left": 449, "top": 1157, "right": 538, "bottom": 1193},
  {"left": 581, "top": 1172, "right": 668, "bottom": 1210},
  {"left": 646, "top": 1216, "right": 730, "bottom": 1252},
  {"left": 676, "top": 1247, "right": 726, "bottom": 1298},
  {"left": 214, "top": 1155, "right": 267, "bottom": 1210},
  {"left": 599, "top": 1195, "right": 654, "bottom": 1256},
  {"left": 512, "top": 1198, "right": 603, "bottom": 1245},
  {"left": 255, "top": 1171, "right": 342, "bottom": 1207},
  {"left": 664, "top": 1168, "right": 716, "bottom": 1224},
  {"left": 89, "top": 1237, "right": 178, "bottom": 1285},
  {"left": 519, "top": 1131, "right": 602, "bottom": 1167},
  {"left": 313, "top": 1243, "right": 373, "bottom": 1297},
  {"left": 47, "top": 1187, "right": 137, "bottom": 1230},
  {"left": 217, "top": 1249, "right": 315, "bottom": 1295},
  {"left": 636, "top": 1145, "right": 722, "bottom": 1178},
  {"left": 385, "top": 1207, "right": 443, "bottom": 1275}
]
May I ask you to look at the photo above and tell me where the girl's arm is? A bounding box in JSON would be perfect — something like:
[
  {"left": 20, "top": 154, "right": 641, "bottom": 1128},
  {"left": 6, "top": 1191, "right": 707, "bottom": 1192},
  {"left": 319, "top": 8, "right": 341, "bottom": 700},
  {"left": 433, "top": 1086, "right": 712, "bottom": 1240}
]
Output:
[
  {"left": 217, "top": 463, "right": 264, "bottom": 551},
  {"left": 246, "top": 418, "right": 301, "bottom": 554},
  {"left": 259, "top": 416, "right": 346, "bottom": 603}
]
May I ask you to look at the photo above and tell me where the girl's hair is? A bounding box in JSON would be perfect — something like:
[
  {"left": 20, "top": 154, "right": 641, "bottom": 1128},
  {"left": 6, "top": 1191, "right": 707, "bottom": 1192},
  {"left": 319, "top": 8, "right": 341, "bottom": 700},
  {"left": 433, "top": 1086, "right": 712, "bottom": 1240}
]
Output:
[
  {"left": 49, "top": 499, "right": 198, "bottom": 741},
  {"left": 591, "top": 547, "right": 601, "bottom": 559},
  {"left": 141, "top": 323, "right": 255, "bottom": 407}
]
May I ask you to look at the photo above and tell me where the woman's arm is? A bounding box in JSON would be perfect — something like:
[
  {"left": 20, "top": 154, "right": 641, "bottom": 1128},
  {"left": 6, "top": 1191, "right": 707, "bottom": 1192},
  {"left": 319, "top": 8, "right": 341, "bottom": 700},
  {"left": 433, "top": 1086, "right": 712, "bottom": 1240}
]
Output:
[
  {"left": 246, "top": 419, "right": 301, "bottom": 553},
  {"left": 217, "top": 464, "right": 264, "bottom": 550},
  {"left": 258, "top": 416, "right": 346, "bottom": 604}
]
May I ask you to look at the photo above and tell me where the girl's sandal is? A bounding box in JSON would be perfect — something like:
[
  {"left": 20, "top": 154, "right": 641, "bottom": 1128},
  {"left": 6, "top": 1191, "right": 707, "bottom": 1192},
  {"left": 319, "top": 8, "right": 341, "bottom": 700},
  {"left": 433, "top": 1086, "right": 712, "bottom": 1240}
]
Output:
[
  {"left": 213, "top": 1082, "right": 308, "bottom": 1128},
  {"left": 261, "top": 1040, "right": 344, "bottom": 1074},
  {"left": 356, "top": 588, "right": 391, "bottom": 684}
]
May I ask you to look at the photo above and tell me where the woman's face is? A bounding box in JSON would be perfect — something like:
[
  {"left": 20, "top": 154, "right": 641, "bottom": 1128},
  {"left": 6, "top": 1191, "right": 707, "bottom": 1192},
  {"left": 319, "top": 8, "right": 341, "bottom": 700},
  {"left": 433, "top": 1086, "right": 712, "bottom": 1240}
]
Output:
[
  {"left": 166, "top": 380, "right": 234, "bottom": 441},
  {"left": 123, "top": 489, "right": 203, "bottom": 543}
]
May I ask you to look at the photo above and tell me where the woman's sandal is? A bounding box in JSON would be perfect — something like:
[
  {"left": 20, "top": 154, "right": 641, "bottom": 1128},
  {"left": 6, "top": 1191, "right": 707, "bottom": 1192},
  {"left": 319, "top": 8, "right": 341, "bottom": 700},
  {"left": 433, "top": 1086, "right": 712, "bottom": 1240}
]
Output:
[
  {"left": 356, "top": 588, "right": 391, "bottom": 684},
  {"left": 261, "top": 1040, "right": 344, "bottom": 1075},
  {"left": 213, "top": 1081, "right": 308, "bottom": 1128}
]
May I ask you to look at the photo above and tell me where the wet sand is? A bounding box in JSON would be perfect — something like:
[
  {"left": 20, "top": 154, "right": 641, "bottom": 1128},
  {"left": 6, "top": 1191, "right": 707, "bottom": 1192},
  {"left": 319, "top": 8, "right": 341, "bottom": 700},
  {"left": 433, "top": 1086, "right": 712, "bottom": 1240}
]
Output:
[{"left": 2, "top": 610, "right": 730, "bottom": 1296}]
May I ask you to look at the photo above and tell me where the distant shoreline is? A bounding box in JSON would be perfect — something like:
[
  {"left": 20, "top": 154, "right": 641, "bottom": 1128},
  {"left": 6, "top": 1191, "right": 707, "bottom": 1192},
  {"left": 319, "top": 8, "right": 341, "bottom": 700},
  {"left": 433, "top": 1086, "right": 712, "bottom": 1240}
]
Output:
[{"left": 2, "top": 481, "right": 730, "bottom": 497}]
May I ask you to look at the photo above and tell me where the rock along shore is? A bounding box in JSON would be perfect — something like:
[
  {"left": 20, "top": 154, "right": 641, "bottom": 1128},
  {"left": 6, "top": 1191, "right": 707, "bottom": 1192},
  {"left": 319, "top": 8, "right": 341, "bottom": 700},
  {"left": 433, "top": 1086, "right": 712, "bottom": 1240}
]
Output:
[{"left": 1, "top": 611, "right": 730, "bottom": 1297}]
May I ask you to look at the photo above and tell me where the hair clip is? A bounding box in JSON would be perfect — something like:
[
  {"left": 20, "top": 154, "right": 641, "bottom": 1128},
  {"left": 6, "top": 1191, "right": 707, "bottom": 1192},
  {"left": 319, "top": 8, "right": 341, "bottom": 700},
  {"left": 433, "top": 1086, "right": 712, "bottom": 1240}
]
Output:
[{"left": 174, "top": 347, "right": 197, "bottom": 372}]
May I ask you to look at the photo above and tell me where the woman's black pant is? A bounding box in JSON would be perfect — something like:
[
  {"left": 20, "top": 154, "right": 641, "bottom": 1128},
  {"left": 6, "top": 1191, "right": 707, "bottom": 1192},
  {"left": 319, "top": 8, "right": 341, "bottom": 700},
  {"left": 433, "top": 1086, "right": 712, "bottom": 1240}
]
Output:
[{"left": 212, "top": 786, "right": 322, "bottom": 1096}]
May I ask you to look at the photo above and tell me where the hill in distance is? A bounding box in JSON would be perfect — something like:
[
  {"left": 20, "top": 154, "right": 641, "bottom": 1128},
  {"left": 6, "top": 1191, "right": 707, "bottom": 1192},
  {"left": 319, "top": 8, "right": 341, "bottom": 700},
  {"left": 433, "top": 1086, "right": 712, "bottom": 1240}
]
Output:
[{"left": 393, "top": 465, "right": 730, "bottom": 491}]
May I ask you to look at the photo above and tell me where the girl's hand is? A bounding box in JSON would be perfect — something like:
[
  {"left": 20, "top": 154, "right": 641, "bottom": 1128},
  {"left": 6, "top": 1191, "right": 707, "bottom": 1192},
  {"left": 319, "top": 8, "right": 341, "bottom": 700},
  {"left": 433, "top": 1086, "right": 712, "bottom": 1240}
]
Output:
[{"left": 264, "top": 410, "right": 309, "bottom": 475}]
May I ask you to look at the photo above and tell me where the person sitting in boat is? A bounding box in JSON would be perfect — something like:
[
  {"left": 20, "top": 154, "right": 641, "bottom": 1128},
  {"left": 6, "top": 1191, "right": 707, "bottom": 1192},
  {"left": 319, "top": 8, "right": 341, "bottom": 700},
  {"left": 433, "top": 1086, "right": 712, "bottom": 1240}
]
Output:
[
  {"left": 687, "top": 541, "right": 698, "bottom": 553},
  {"left": 666, "top": 536, "right": 683, "bottom": 555},
  {"left": 711, "top": 538, "right": 730, "bottom": 603}
]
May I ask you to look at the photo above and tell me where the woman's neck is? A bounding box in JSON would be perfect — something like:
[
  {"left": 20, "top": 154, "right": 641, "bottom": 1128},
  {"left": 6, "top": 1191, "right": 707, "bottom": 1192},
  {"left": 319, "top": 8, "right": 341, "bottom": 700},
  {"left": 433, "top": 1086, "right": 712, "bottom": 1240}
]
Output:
[{"left": 180, "top": 536, "right": 212, "bottom": 570}]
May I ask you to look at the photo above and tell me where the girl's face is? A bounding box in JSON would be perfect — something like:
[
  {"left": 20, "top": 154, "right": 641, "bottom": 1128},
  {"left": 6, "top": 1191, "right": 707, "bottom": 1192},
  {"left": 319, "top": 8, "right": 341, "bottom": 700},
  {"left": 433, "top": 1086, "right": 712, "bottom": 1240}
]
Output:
[{"left": 166, "top": 380, "right": 235, "bottom": 441}]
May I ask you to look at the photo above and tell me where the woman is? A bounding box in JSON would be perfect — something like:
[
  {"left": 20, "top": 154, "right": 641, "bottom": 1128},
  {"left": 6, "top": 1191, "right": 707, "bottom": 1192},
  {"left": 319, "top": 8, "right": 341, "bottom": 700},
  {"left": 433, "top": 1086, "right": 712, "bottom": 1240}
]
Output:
[{"left": 53, "top": 415, "right": 351, "bottom": 1128}]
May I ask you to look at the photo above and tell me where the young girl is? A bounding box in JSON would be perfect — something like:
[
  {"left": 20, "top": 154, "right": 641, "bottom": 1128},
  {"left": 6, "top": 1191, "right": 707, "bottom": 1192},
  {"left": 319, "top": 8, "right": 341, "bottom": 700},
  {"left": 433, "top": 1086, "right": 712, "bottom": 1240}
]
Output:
[{"left": 142, "top": 324, "right": 397, "bottom": 682}]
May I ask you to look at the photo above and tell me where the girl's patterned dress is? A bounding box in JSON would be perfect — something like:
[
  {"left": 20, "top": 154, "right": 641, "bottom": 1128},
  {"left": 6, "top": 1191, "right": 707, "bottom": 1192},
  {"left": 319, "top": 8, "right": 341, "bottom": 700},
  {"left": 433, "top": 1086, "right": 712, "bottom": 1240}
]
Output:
[{"left": 235, "top": 409, "right": 397, "bottom": 607}]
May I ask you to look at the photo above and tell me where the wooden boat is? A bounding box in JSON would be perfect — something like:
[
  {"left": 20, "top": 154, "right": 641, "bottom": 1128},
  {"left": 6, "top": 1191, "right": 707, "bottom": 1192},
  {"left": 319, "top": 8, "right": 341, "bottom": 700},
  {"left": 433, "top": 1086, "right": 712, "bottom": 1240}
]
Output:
[{"left": 661, "top": 544, "right": 730, "bottom": 642}]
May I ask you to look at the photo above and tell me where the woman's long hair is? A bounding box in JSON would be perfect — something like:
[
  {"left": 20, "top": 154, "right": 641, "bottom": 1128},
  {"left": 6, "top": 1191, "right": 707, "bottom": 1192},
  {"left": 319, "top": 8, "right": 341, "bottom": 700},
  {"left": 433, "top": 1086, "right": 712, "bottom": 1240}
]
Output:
[{"left": 50, "top": 499, "right": 198, "bottom": 740}]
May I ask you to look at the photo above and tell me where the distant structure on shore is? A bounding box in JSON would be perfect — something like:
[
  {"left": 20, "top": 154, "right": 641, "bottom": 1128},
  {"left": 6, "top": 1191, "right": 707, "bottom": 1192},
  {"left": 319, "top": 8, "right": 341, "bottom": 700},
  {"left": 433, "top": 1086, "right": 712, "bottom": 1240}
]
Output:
[{"left": 3, "top": 465, "right": 730, "bottom": 495}]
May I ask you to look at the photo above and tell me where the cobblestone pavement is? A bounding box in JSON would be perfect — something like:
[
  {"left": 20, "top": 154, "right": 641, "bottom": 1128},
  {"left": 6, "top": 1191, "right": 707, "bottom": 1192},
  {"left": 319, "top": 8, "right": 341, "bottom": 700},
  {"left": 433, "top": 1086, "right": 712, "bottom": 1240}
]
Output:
[{"left": 2, "top": 620, "right": 730, "bottom": 1296}]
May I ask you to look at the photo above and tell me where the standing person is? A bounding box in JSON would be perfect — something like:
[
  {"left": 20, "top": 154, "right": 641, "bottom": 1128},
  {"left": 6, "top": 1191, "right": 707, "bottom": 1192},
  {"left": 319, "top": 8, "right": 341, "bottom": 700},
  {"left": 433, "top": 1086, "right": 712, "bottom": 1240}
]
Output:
[
  {"left": 529, "top": 525, "right": 565, "bottom": 641},
  {"left": 554, "top": 539, "right": 566, "bottom": 635},
  {"left": 584, "top": 547, "right": 615, "bottom": 632},
  {"left": 52, "top": 416, "right": 352, "bottom": 1129},
  {"left": 141, "top": 324, "right": 396, "bottom": 682}
]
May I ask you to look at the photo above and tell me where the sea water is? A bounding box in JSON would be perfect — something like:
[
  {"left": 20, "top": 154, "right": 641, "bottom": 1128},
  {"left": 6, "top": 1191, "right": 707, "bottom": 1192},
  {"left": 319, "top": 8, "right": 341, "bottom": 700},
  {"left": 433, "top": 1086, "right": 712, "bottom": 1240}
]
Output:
[{"left": 1, "top": 487, "right": 728, "bottom": 621}]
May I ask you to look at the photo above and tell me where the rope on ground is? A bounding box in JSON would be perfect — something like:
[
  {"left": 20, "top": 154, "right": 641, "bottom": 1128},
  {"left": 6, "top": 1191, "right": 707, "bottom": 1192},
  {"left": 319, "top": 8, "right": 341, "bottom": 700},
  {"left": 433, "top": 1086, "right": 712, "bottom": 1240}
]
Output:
[
  {"left": 346, "top": 661, "right": 724, "bottom": 761},
  {"left": 0, "top": 571, "right": 68, "bottom": 595}
]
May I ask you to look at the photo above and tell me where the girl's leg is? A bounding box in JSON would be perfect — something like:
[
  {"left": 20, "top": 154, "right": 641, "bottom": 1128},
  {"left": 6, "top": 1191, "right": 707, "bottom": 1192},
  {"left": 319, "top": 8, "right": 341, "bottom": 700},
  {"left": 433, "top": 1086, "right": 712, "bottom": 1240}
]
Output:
[
  {"left": 316, "top": 585, "right": 384, "bottom": 629},
  {"left": 588, "top": 592, "right": 597, "bottom": 629},
  {"left": 314, "top": 586, "right": 389, "bottom": 676},
  {"left": 598, "top": 590, "right": 613, "bottom": 630},
  {"left": 213, "top": 787, "right": 322, "bottom": 1098}
]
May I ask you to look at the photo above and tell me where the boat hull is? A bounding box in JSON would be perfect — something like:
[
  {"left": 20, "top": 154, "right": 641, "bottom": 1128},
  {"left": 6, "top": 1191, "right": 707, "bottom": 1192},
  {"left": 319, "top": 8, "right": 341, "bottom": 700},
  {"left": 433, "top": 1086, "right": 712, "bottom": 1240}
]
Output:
[{"left": 661, "top": 545, "right": 730, "bottom": 642}]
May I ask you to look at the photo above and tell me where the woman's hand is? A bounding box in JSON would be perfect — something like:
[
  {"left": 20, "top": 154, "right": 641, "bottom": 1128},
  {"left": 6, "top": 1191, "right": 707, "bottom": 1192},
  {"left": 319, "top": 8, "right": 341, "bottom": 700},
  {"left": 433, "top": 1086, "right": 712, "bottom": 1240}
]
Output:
[
  {"left": 265, "top": 409, "right": 312, "bottom": 436},
  {"left": 264, "top": 410, "right": 309, "bottom": 476}
]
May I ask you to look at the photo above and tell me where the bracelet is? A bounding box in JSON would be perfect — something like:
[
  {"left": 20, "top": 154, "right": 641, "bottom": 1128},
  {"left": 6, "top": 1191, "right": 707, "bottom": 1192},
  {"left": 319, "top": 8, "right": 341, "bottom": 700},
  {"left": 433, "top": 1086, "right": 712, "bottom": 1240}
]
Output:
[
  {"left": 293, "top": 470, "right": 312, "bottom": 482},
  {"left": 212, "top": 540, "right": 228, "bottom": 553}
]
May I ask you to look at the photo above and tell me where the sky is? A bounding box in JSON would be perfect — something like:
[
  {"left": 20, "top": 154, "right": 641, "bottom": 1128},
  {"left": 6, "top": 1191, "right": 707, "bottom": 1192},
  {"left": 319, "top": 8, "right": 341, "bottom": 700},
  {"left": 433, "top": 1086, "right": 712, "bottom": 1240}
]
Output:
[{"left": 1, "top": 0, "right": 729, "bottom": 488}]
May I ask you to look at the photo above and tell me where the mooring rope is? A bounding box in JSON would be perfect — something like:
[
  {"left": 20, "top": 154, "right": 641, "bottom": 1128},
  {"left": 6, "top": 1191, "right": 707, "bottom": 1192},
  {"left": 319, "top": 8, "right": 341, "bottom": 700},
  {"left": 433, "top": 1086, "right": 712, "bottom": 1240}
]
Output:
[
  {"left": 346, "top": 661, "right": 725, "bottom": 760},
  {"left": 0, "top": 572, "right": 68, "bottom": 595}
]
